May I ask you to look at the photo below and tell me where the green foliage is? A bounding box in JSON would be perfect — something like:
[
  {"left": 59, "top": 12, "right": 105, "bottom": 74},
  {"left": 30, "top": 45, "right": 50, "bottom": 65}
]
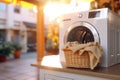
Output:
[
  {"left": 11, "top": 42, "right": 22, "bottom": 51},
  {"left": 0, "top": 42, "right": 22, "bottom": 57},
  {"left": 0, "top": 42, "right": 15, "bottom": 57}
]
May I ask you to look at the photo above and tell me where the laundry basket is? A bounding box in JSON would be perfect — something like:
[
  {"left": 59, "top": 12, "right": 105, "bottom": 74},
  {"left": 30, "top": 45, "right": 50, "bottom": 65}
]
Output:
[{"left": 63, "top": 49, "right": 90, "bottom": 68}]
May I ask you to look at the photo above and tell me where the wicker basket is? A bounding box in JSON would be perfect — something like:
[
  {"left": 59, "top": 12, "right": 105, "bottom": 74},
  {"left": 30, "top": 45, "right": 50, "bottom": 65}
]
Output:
[{"left": 64, "top": 49, "right": 90, "bottom": 68}]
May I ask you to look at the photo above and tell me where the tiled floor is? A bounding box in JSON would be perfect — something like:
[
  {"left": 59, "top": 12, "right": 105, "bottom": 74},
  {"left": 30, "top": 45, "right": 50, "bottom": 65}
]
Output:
[{"left": 0, "top": 52, "right": 39, "bottom": 80}]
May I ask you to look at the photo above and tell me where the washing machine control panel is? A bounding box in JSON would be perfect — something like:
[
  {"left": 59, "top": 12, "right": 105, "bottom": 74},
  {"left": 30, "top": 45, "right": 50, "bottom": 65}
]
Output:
[{"left": 88, "top": 11, "right": 100, "bottom": 18}]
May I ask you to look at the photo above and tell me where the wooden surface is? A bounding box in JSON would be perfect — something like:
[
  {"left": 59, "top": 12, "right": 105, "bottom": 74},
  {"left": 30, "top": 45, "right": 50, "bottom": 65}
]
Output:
[
  {"left": 19, "top": 0, "right": 45, "bottom": 61},
  {"left": 21, "top": 0, "right": 39, "bottom": 5},
  {"left": 36, "top": 2, "right": 45, "bottom": 61},
  {"left": 31, "top": 55, "right": 120, "bottom": 80}
]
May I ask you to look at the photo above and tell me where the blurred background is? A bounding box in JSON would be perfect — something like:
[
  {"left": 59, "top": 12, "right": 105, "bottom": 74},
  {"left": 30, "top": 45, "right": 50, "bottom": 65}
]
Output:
[{"left": 0, "top": 0, "right": 120, "bottom": 56}]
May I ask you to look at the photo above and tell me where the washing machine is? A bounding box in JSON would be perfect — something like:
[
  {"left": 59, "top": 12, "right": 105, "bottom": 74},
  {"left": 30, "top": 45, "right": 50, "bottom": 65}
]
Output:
[{"left": 59, "top": 8, "right": 120, "bottom": 67}]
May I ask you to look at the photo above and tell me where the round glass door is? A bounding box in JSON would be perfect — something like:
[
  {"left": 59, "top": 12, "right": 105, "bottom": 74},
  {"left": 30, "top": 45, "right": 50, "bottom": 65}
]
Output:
[{"left": 64, "top": 22, "right": 100, "bottom": 44}]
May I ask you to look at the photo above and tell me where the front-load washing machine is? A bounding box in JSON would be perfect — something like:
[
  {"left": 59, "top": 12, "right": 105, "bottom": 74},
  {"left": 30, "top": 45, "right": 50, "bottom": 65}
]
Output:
[{"left": 59, "top": 8, "right": 120, "bottom": 67}]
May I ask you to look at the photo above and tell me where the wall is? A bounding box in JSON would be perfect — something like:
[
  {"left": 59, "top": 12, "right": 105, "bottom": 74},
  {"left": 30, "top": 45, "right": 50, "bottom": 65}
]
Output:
[{"left": 0, "top": 3, "right": 37, "bottom": 53}]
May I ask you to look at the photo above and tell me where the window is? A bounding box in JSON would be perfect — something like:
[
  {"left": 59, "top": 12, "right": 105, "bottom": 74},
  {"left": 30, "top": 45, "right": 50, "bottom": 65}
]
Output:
[
  {"left": 14, "top": 21, "right": 21, "bottom": 27},
  {"left": 14, "top": 5, "right": 21, "bottom": 13},
  {"left": 0, "top": 30, "right": 6, "bottom": 43},
  {"left": 0, "top": 19, "right": 6, "bottom": 25},
  {"left": 0, "top": 2, "right": 6, "bottom": 11}
]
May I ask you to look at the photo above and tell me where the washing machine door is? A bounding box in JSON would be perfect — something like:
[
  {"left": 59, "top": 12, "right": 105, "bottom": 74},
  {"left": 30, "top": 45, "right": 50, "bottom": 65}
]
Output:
[{"left": 64, "top": 22, "right": 100, "bottom": 44}]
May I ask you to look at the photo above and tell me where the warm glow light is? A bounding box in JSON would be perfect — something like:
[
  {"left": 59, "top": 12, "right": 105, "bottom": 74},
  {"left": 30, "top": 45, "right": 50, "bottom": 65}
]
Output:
[
  {"left": 20, "top": 1, "right": 34, "bottom": 9},
  {"left": 41, "top": 55, "right": 62, "bottom": 68},
  {"left": 44, "top": 3, "right": 74, "bottom": 21},
  {"left": 33, "top": 6, "right": 37, "bottom": 13},
  {"left": 0, "top": 0, "right": 35, "bottom": 9},
  {"left": 0, "top": 0, "right": 12, "bottom": 4},
  {"left": 44, "top": 0, "right": 92, "bottom": 22},
  {"left": 76, "top": 0, "right": 94, "bottom": 2},
  {"left": 76, "top": 1, "right": 90, "bottom": 11}
]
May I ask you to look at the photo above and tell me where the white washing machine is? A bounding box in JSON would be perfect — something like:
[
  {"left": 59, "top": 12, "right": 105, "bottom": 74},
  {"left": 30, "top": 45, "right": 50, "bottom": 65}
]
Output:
[{"left": 59, "top": 8, "right": 120, "bottom": 67}]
